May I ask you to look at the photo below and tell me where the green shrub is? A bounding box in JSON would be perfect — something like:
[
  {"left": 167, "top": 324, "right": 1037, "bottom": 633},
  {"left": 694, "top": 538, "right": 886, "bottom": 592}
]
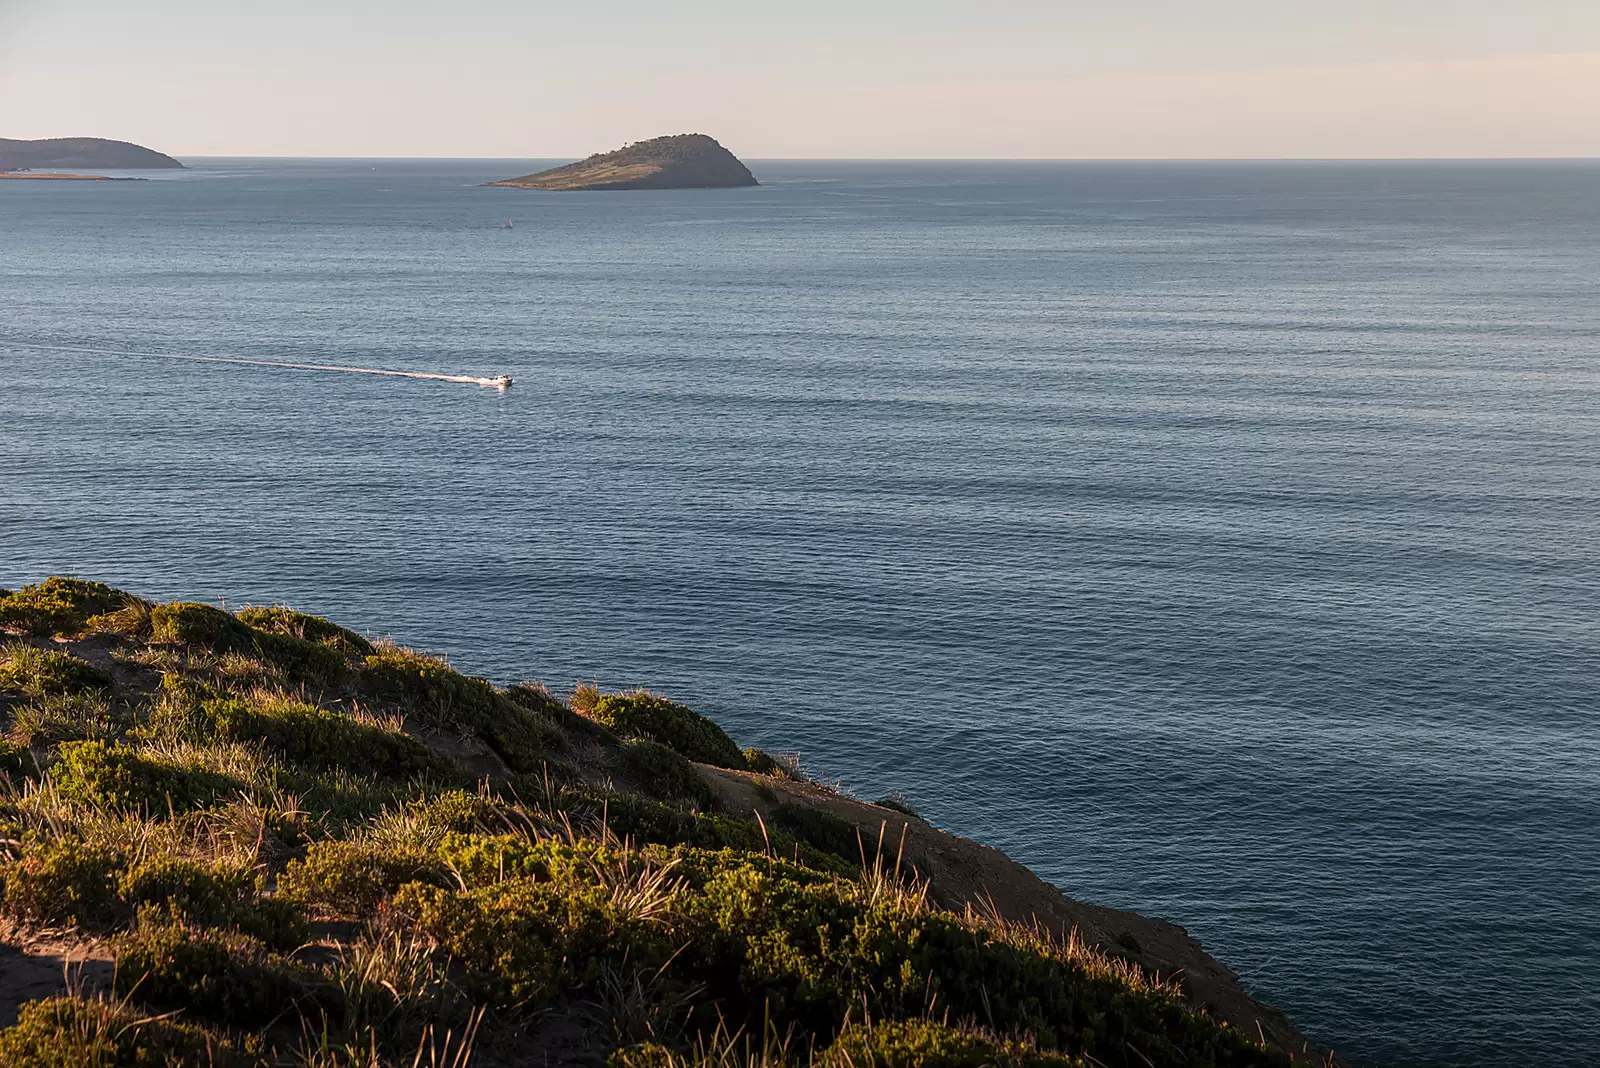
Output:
[
  {"left": 280, "top": 840, "right": 447, "bottom": 916},
  {"left": 149, "top": 601, "right": 254, "bottom": 650},
  {"left": 276, "top": 767, "right": 414, "bottom": 831},
  {"left": 0, "top": 994, "right": 263, "bottom": 1067},
  {"left": 509, "top": 681, "right": 613, "bottom": 741},
  {"left": 254, "top": 632, "right": 347, "bottom": 687},
  {"left": 432, "top": 831, "right": 619, "bottom": 889},
  {"left": 769, "top": 802, "right": 865, "bottom": 865},
  {"left": 0, "top": 836, "right": 123, "bottom": 927},
  {"left": 150, "top": 602, "right": 344, "bottom": 685},
  {"left": 318, "top": 928, "right": 468, "bottom": 1056},
  {"left": 8, "top": 692, "right": 121, "bottom": 747},
  {"left": 820, "top": 1020, "right": 1088, "bottom": 1068},
  {"left": 1, "top": 841, "right": 307, "bottom": 940},
  {"left": 667, "top": 861, "right": 1288, "bottom": 1068},
  {"left": 361, "top": 646, "right": 560, "bottom": 772},
  {"left": 609, "top": 1043, "right": 675, "bottom": 1068},
  {"left": 84, "top": 599, "right": 154, "bottom": 639},
  {"left": 405, "top": 789, "right": 499, "bottom": 833},
  {"left": 586, "top": 692, "right": 746, "bottom": 769},
  {"left": 743, "top": 747, "right": 804, "bottom": 780},
  {"left": 0, "top": 645, "right": 114, "bottom": 697},
  {"left": 623, "top": 740, "right": 719, "bottom": 810},
  {"left": 0, "top": 578, "right": 131, "bottom": 638},
  {"left": 396, "top": 862, "right": 681, "bottom": 1008},
  {"left": 238, "top": 605, "right": 374, "bottom": 655},
  {"left": 113, "top": 922, "right": 309, "bottom": 1027},
  {"left": 205, "top": 696, "right": 441, "bottom": 780},
  {"left": 0, "top": 739, "right": 35, "bottom": 782},
  {"left": 119, "top": 857, "right": 305, "bottom": 947},
  {"left": 360, "top": 646, "right": 492, "bottom": 721},
  {"left": 141, "top": 672, "right": 224, "bottom": 741},
  {"left": 50, "top": 740, "right": 242, "bottom": 812},
  {"left": 597, "top": 792, "right": 853, "bottom": 876},
  {"left": 420, "top": 843, "right": 1278, "bottom": 1067}
]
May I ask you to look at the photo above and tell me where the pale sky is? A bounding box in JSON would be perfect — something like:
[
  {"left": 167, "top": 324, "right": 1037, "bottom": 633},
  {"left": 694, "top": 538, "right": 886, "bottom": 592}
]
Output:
[{"left": 3, "top": 0, "right": 1599, "bottom": 158}]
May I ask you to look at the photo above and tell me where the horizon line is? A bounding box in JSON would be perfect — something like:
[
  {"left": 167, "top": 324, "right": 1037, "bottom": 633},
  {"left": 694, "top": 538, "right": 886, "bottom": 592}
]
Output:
[{"left": 163, "top": 154, "right": 1600, "bottom": 163}]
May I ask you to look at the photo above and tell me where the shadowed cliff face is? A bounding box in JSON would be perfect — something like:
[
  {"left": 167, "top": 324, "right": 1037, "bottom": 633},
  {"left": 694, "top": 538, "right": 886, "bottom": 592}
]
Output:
[
  {"left": 0, "top": 137, "right": 183, "bottom": 172},
  {"left": 488, "top": 132, "right": 758, "bottom": 190}
]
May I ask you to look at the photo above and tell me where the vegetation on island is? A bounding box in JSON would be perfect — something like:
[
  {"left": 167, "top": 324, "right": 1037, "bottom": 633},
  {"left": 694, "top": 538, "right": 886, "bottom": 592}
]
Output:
[
  {"left": 0, "top": 577, "right": 1301, "bottom": 1068},
  {"left": 0, "top": 137, "right": 182, "bottom": 172},
  {"left": 487, "top": 134, "right": 757, "bottom": 191}
]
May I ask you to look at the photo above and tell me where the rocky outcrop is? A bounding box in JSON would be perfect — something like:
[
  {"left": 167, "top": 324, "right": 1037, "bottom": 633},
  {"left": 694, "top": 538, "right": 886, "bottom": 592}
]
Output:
[
  {"left": 488, "top": 133, "right": 757, "bottom": 191},
  {"left": 0, "top": 137, "right": 182, "bottom": 172}
]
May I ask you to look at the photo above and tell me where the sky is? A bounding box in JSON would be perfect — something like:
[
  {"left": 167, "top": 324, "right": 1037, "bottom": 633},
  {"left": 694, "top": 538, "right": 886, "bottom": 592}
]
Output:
[{"left": 3, "top": 0, "right": 1599, "bottom": 159}]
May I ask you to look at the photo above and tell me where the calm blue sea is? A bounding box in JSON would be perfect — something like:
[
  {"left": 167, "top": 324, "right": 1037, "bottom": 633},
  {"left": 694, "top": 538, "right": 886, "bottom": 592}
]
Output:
[{"left": 2, "top": 159, "right": 1597, "bottom": 1066}]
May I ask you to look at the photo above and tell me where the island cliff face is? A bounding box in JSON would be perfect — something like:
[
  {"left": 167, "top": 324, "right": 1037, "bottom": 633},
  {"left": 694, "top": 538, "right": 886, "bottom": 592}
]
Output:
[
  {"left": 488, "top": 133, "right": 757, "bottom": 191},
  {"left": 0, "top": 137, "right": 182, "bottom": 172}
]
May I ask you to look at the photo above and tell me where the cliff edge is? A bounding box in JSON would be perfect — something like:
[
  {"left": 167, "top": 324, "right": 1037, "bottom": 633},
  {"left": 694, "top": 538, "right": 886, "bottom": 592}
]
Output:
[
  {"left": 0, "top": 137, "right": 182, "bottom": 172},
  {"left": 0, "top": 577, "right": 1338, "bottom": 1067},
  {"left": 488, "top": 133, "right": 757, "bottom": 191}
]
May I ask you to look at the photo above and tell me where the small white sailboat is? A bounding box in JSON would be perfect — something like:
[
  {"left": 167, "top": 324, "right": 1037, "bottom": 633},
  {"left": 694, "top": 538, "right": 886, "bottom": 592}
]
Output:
[{"left": 503, "top": 218, "right": 514, "bottom": 229}]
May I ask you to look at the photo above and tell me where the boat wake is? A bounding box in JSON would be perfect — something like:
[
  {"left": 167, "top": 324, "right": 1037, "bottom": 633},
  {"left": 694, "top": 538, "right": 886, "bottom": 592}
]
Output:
[
  {"left": 5, "top": 342, "right": 513, "bottom": 390},
  {"left": 147, "top": 353, "right": 513, "bottom": 390}
]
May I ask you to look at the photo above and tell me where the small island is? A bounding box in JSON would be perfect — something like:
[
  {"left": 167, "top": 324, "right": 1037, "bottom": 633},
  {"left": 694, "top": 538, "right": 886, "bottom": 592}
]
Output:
[
  {"left": 0, "top": 173, "right": 145, "bottom": 182},
  {"left": 0, "top": 136, "right": 182, "bottom": 173},
  {"left": 487, "top": 133, "right": 757, "bottom": 191}
]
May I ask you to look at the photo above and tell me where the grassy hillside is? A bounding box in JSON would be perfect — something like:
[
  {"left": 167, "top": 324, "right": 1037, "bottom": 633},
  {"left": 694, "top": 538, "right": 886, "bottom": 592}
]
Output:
[
  {"left": 489, "top": 134, "right": 757, "bottom": 191},
  {"left": 0, "top": 577, "right": 1302, "bottom": 1068},
  {"left": 0, "top": 137, "right": 183, "bottom": 171}
]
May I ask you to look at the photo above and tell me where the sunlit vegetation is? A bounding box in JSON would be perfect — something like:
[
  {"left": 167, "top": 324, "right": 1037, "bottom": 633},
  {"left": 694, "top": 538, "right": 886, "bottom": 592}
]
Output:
[{"left": 0, "top": 579, "right": 1291, "bottom": 1068}]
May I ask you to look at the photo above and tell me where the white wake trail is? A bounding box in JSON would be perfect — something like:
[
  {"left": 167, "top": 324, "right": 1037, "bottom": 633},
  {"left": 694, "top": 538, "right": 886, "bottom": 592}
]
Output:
[
  {"left": 152, "top": 353, "right": 513, "bottom": 389},
  {"left": 6, "top": 342, "right": 512, "bottom": 390}
]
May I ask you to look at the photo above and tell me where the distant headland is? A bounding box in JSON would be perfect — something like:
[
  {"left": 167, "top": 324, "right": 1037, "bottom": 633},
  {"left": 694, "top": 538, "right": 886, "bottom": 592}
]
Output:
[
  {"left": 0, "top": 172, "right": 146, "bottom": 182},
  {"left": 0, "top": 137, "right": 182, "bottom": 173},
  {"left": 487, "top": 133, "right": 757, "bottom": 191}
]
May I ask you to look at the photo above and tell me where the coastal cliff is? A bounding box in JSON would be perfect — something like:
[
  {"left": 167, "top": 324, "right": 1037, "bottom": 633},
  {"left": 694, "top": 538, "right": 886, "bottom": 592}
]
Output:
[
  {"left": 0, "top": 577, "right": 1330, "bottom": 1066},
  {"left": 488, "top": 133, "right": 757, "bottom": 191},
  {"left": 0, "top": 137, "right": 182, "bottom": 172}
]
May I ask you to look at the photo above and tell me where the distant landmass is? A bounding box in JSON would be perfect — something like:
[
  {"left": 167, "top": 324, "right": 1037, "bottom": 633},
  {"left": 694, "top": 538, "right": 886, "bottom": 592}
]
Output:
[
  {"left": 0, "top": 173, "right": 145, "bottom": 182},
  {"left": 0, "top": 137, "right": 182, "bottom": 172},
  {"left": 488, "top": 133, "right": 757, "bottom": 191}
]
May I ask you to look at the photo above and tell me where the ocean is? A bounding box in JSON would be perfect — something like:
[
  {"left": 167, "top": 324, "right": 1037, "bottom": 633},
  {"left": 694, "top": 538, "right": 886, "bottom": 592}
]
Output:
[{"left": 2, "top": 158, "right": 1597, "bottom": 1066}]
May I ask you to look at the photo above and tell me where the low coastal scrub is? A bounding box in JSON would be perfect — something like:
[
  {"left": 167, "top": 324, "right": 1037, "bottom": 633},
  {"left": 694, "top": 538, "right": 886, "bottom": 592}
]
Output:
[
  {"left": 359, "top": 644, "right": 563, "bottom": 772},
  {"left": 0, "top": 993, "right": 264, "bottom": 1067},
  {"left": 581, "top": 690, "right": 748, "bottom": 769},
  {"left": 150, "top": 602, "right": 347, "bottom": 686},
  {"left": 237, "top": 605, "right": 376, "bottom": 656},
  {"left": 0, "top": 644, "right": 113, "bottom": 698},
  {"left": 0, "top": 578, "right": 131, "bottom": 638},
  {"left": 0, "top": 578, "right": 1294, "bottom": 1068}
]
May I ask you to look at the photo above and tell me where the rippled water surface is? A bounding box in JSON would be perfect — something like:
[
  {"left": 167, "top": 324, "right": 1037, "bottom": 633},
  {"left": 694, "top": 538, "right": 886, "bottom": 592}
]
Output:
[{"left": 3, "top": 159, "right": 1598, "bottom": 1066}]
